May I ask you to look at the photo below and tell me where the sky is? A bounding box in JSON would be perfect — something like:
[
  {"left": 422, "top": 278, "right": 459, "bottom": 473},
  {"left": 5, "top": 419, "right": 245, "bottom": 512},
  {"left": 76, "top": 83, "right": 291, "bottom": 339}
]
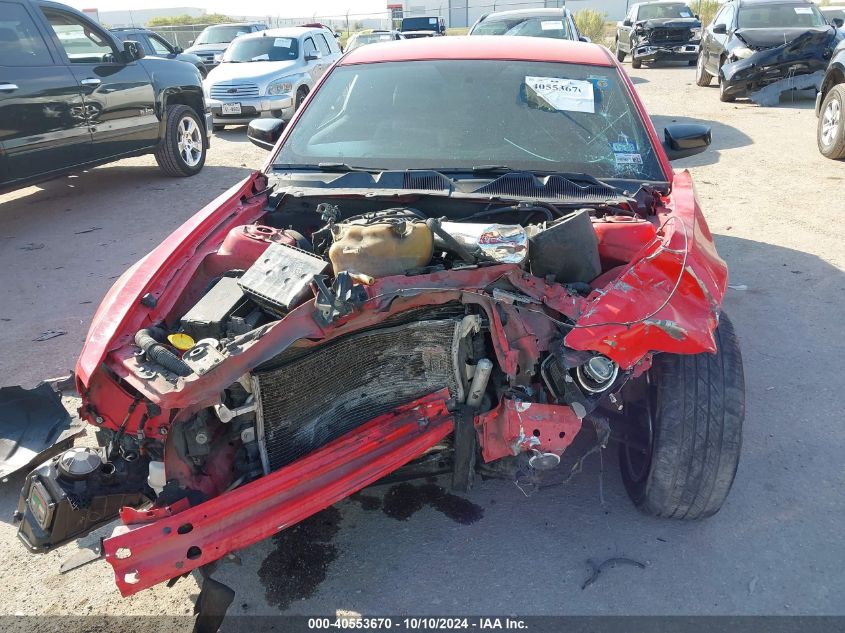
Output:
[{"left": 62, "top": 0, "right": 390, "bottom": 19}]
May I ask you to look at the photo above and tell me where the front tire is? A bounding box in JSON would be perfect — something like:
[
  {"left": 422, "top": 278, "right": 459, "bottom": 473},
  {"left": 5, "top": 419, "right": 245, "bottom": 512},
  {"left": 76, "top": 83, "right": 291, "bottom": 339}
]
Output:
[
  {"left": 817, "top": 84, "right": 845, "bottom": 159},
  {"left": 695, "top": 52, "right": 712, "bottom": 86},
  {"left": 620, "top": 313, "right": 744, "bottom": 520},
  {"left": 615, "top": 39, "right": 626, "bottom": 62},
  {"left": 631, "top": 56, "right": 642, "bottom": 69},
  {"left": 154, "top": 105, "right": 206, "bottom": 177},
  {"left": 718, "top": 61, "right": 736, "bottom": 102}
]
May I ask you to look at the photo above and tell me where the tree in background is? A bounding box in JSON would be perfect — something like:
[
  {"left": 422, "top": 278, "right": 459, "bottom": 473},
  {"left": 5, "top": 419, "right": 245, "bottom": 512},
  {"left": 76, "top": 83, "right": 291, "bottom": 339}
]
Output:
[
  {"left": 693, "top": 0, "right": 721, "bottom": 26},
  {"left": 148, "top": 13, "right": 234, "bottom": 27},
  {"left": 574, "top": 9, "right": 609, "bottom": 45}
]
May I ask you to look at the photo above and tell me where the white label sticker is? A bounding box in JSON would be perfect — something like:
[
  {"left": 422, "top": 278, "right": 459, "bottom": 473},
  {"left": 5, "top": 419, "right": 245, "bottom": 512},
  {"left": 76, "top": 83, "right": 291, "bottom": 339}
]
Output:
[
  {"left": 429, "top": 17, "right": 437, "bottom": 24},
  {"left": 525, "top": 76, "right": 595, "bottom": 113},
  {"left": 274, "top": 37, "right": 293, "bottom": 47},
  {"left": 794, "top": 6, "right": 812, "bottom": 13},
  {"left": 540, "top": 20, "right": 564, "bottom": 30},
  {"left": 615, "top": 153, "right": 643, "bottom": 165},
  {"left": 680, "top": 11, "right": 691, "bottom": 17}
]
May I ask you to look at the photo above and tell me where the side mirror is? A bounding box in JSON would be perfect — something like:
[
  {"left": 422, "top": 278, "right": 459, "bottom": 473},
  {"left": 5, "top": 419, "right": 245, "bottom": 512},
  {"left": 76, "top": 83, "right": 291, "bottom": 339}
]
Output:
[
  {"left": 832, "top": 18, "right": 844, "bottom": 28},
  {"left": 188, "top": 40, "right": 195, "bottom": 47},
  {"left": 694, "top": 14, "right": 700, "bottom": 19},
  {"left": 174, "top": 45, "right": 184, "bottom": 53},
  {"left": 623, "top": 18, "right": 633, "bottom": 27},
  {"left": 579, "top": 35, "right": 592, "bottom": 42},
  {"left": 305, "top": 53, "right": 319, "bottom": 62},
  {"left": 663, "top": 124, "right": 711, "bottom": 160},
  {"left": 122, "top": 40, "right": 145, "bottom": 62},
  {"left": 247, "top": 118, "right": 285, "bottom": 151},
  {"left": 712, "top": 23, "right": 727, "bottom": 34}
]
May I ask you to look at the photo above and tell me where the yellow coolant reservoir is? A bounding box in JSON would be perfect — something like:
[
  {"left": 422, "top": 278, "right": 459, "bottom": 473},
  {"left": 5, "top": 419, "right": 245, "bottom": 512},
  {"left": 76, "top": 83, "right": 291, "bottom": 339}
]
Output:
[{"left": 328, "top": 215, "right": 434, "bottom": 278}]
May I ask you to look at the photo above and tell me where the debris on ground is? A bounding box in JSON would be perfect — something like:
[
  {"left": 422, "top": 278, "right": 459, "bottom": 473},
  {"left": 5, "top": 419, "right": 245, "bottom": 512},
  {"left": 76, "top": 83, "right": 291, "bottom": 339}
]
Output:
[
  {"left": 32, "top": 330, "right": 66, "bottom": 342},
  {"left": 581, "top": 557, "right": 647, "bottom": 589}
]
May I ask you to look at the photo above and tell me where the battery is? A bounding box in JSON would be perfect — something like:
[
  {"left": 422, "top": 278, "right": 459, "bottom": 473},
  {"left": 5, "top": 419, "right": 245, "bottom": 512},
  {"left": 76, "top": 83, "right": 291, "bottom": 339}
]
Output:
[{"left": 180, "top": 276, "right": 246, "bottom": 341}]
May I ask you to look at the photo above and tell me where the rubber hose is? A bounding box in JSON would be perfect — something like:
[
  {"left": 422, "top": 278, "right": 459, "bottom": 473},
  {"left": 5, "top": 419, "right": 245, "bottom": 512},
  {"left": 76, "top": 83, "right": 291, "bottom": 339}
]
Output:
[
  {"left": 426, "top": 218, "right": 476, "bottom": 263},
  {"left": 135, "top": 328, "right": 192, "bottom": 377}
]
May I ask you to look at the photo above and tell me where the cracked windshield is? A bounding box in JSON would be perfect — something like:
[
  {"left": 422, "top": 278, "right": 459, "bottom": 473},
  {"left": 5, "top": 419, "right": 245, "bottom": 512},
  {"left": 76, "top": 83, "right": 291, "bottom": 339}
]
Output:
[{"left": 274, "top": 60, "right": 664, "bottom": 180}]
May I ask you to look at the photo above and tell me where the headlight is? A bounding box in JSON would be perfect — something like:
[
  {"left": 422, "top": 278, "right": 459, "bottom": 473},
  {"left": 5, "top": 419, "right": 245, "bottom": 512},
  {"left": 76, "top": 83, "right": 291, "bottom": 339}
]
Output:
[
  {"left": 690, "top": 27, "right": 701, "bottom": 37},
  {"left": 732, "top": 46, "right": 755, "bottom": 60},
  {"left": 213, "top": 53, "right": 223, "bottom": 62},
  {"left": 267, "top": 80, "right": 293, "bottom": 96}
]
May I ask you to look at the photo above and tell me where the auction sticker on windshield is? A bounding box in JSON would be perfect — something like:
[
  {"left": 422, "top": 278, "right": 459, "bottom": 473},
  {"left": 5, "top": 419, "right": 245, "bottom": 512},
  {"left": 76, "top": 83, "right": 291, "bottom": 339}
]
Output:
[
  {"left": 524, "top": 76, "right": 595, "bottom": 113},
  {"left": 275, "top": 38, "right": 294, "bottom": 47},
  {"left": 541, "top": 20, "right": 564, "bottom": 30}
]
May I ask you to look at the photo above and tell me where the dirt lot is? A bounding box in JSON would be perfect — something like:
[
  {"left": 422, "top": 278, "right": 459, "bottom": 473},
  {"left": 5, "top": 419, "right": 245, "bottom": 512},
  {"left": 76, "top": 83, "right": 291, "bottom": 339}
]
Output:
[{"left": 0, "top": 62, "right": 843, "bottom": 624}]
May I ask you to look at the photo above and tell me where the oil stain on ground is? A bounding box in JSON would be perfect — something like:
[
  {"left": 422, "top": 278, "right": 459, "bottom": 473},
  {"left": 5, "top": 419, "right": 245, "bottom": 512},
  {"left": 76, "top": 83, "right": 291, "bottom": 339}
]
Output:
[
  {"left": 354, "top": 482, "right": 484, "bottom": 525},
  {"left": 258, "top": 506, "right": 342, "bottom": 610}
]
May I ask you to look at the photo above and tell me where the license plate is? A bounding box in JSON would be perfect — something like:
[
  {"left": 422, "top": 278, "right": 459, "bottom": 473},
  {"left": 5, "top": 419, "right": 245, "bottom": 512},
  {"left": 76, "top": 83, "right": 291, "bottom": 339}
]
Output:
[{"left": 221, "top": 103, "right": 241, "bottom": 115}]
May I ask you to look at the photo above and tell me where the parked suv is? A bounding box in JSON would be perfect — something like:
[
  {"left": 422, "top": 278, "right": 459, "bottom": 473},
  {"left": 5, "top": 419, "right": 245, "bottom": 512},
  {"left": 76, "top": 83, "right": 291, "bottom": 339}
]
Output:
[
  {"left": 399, "top": 16, "right": 446, "bottom": 37},
  {"left": 204, "top": 27, "right": 341, "bottom": 129},
  {"left": 615, "top": 1, "right": 702, "bottom": 68},
  {"left": 111, "top": 27, "right": 208, "bottom": 77},
  {"left": 0, "top": 0, "right": 212, "bottom": 193},
  {"left": 184, "top": 22, "right": 267, "bottom": 70},
  {"left": 816, "top": 39, "right": 845, "bottom": 159},
  {"left": 469, "top": 7, "right": 585, "bottom": 41}
]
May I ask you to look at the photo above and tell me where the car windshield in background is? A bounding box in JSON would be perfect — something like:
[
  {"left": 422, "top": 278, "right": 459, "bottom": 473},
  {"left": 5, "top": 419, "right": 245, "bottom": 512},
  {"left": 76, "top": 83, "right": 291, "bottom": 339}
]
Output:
[
  {"left": 472, "top": 16, "right": 572, "bottom": 39},
  {"left": 402, "top": 17, "right": 439, "bottom": 30},
  {"left": 637, "top": 3, "right": 696, "bottom": 19},
  {"left": 196, "top": 26, "right": 250, "bottom": 45},
  {"left": 737, "top": 4, "right": 826, "bottom": 27},
  {"left": 223, "top": 36, "right": 298, "bottom": 62},
  {"left": 274, "top": 60, "right": 665, "bottom": 182},
  {"left": 348, "top": 33, "right": 396, "bottom": 49}
]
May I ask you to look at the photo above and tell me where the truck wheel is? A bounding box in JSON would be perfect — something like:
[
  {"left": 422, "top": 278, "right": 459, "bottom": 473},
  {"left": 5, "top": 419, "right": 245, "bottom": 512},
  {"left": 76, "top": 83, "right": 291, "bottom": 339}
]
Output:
[
  {"left": 817, "top": 84, "right": 845, "bottom": 160},
  {"left": 619, "top": 313, "right": 744, "bottom": 520},
  {"left": 631, "top": 56, "right": 642, "bottom": 69},
  {"left": 154, "top": 105, "right": 206, "bottom": 177},
  {"left": 615, "top": 39, "right": 626, "bottom": 62},
  {"left": 695, "top": 53, "right": 712, "bottom": 86}
]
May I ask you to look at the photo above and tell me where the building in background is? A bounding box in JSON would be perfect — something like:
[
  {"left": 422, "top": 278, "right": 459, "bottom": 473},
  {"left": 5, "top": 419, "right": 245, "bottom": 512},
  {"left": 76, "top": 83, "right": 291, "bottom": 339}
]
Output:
[{"left": 400, "top": 0, "right": 630, "bottom": 27}]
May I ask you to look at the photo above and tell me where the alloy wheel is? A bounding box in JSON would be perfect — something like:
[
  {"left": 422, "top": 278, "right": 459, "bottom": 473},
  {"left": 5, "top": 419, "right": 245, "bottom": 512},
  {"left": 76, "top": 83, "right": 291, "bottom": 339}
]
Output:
[
  {"left": 821, "top": 99, "right": 841, "bottom": 147},
  {"left": 177, "top": 116, "right": 203, "bottom": 167}
]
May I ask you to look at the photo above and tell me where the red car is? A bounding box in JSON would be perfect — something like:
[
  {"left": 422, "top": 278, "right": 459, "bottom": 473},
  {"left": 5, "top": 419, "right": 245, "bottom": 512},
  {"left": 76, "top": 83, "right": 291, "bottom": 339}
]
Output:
[{"left": 15, "top": 37, "right": 744, "bottom": 610}]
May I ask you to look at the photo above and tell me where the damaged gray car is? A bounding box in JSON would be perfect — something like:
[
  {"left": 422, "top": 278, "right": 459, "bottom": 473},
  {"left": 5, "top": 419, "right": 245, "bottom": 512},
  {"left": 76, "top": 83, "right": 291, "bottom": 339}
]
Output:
[{"left": 696, "top": 0, "right": 843, "bottom": 104}]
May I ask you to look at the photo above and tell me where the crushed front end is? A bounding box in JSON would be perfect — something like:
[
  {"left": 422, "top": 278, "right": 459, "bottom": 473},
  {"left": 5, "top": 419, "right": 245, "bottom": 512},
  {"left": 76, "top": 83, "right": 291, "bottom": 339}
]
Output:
[
  {"left": 631, "top": 18, "right": 701, "bottom": 64},
  {"left": 14, "top": 168, "right": 728, "bottom": 596}
]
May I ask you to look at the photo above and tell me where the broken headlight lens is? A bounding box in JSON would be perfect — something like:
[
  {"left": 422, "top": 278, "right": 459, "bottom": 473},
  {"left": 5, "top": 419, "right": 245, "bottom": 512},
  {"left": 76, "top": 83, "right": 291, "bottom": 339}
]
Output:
[
  {"left": 690, "top": 26, "right": 702, "bottom": 38},
  {"left": 732, "top": 47, "right": 755, "bottom": 60}
]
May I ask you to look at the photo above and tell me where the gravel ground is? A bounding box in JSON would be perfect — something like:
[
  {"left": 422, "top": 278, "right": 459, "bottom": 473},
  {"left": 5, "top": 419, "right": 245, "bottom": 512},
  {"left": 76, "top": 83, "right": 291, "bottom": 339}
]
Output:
[{"left": 0, "top": 61, "right": 843, "bottom": 625}]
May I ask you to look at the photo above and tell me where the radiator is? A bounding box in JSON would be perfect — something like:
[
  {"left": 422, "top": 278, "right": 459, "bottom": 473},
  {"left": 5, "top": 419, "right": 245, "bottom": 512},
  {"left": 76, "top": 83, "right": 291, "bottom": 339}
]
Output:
[{"left": 253, "top": 319, "right": 463, "bottom": 473}]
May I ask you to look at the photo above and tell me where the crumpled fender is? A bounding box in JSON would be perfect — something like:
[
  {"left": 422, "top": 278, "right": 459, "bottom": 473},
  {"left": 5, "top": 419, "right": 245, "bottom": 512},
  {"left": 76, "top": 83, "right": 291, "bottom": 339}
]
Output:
[{"left": 564, "top": 171, "right": 727, "bottom": 368}]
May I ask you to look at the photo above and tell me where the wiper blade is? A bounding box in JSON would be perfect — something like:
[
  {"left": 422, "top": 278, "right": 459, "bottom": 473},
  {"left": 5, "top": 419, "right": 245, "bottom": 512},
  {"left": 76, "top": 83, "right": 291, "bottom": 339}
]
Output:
[{"left": 272, "top": 163, "right": 383, "bottom": 173}]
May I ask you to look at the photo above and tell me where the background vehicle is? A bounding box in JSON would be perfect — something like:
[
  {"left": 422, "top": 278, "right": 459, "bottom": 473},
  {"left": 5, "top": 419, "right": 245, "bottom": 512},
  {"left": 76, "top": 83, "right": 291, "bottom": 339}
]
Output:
[
  {"left": 469, "top": 7, "right": 586, "bottom": 41},
  {"left": 345, "top": 29, "right": 405, "bottom": 51},
  {"left": 816, "top": 39, "right": 845, "bottom": 158},
  {"left": 14, "top": 40, "right": 742, "bottom": 623},
  {"left": 615, "top": 1, "right": 702, "bottom": 68},
  {"left": 820, "top": 6, "right": 845, "bottom": 26},
  {"left": 400, "top": 15, "right": 446, "bottom": 37},
  {"left": 0, "top": 0, "right": 211, "bottom": 192},
  {"left": 204, "top": 27, "right": 341, "bottom": 129},
  {"left": 696, "top": 0, "right": 831, "bottom": 101},
  {"left": 111, "top": 27, "right": 207, "bottom": 77},
  {"left": 184, "top": 22, "right": 267, "bottom": 70}
]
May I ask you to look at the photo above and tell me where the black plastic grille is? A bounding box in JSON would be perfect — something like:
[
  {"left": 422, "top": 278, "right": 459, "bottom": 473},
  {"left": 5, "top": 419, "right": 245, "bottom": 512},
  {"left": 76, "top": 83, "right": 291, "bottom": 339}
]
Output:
[{"left": 254, "top": 320, "right": 460, "bottom": 472}]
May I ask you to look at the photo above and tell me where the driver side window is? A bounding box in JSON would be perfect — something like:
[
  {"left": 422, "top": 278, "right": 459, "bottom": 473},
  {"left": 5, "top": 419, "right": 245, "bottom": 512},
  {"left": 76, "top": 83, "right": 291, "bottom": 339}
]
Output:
[
  {"left": 714, "top": 5, "right": 735, "bottom": 27},
  {"left": 42, "top": 9, "right": 116, "bottom": 63},
  {"left": 303, "top": 36, "right": 319, "bottom": 59},
  {"left": 148, "top": 35, "right": 172, "bottom": 56}
]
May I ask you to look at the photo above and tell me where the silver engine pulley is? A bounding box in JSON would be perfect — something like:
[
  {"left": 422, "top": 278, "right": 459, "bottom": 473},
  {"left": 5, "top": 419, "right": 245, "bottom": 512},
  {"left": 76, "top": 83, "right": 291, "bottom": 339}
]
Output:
[{"left": 575, "top": 355, "right": 619, "bottom": 393}]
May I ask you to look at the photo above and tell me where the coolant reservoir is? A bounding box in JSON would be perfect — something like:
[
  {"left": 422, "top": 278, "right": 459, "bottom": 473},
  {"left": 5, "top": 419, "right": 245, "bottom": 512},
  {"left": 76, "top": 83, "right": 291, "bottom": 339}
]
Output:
[{"left": 328, "top": 219, "right": 434, "bottom": 278}]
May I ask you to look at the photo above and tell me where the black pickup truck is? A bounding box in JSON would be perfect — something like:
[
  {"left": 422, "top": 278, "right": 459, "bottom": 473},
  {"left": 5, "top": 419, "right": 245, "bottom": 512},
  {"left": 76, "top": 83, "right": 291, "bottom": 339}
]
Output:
[{"left": 0, "top": 0, "right": 212, "bottom": 193}]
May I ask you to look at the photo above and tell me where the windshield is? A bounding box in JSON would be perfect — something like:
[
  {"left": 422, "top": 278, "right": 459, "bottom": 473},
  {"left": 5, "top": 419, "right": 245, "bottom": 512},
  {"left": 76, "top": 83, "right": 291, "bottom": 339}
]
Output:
[
  {"left": 737, "top": 4, "right": 826, "bottom": 28},
  {"left": 472, "top": 15, "right": 572, "bottom": 39},
  {"left": 223, "top": 36, "right": 298, "bottom": 62},
  {"left": 347, "top": 33, "right": 397, "bottom": 49},
  {"left": 402, "top": 17, "right": 439, "bottom": 31},
  {"left": 196, "top": 25, "right": 250, "bottom": 45},
  {"left": 637, "top": 3, "right": 696, "bottom": 19},
  {"left": 273, "top": 60, "right": 665, "bottom": 182}
]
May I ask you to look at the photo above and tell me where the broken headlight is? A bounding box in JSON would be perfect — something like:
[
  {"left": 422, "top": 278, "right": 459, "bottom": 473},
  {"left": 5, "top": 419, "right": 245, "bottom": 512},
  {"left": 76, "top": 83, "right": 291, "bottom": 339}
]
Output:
[
  {"left": 731, "top": 47, "right": 755, "bottom": 60},
  {"left": 27, "top": 480, "right": 55, "bottom": 530}
]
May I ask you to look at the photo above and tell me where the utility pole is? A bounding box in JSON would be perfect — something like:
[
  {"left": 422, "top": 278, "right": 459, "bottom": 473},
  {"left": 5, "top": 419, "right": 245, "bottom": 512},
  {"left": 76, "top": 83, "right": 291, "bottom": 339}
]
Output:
[{"left": 346, "top": 10, "right": 350, "bottom": 36}]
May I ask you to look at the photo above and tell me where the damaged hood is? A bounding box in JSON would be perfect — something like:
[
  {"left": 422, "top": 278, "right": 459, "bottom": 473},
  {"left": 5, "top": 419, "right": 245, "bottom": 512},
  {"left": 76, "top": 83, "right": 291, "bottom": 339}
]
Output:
[
  {"left": 734, "top": 26, "right": 833, "bottom": 49},
  {"left": 637, "top": 17, "right": 700, "bottom": 29}
]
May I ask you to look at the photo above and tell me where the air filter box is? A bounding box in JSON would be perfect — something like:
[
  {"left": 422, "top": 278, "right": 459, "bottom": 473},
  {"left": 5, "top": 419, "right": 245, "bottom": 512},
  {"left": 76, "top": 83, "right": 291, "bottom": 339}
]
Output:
[
  {"left": 529, "top": 209, "right": 601, "bottom": 283},
  {"left": 180, "top": 276, "right": 246, "bottom": 340}
]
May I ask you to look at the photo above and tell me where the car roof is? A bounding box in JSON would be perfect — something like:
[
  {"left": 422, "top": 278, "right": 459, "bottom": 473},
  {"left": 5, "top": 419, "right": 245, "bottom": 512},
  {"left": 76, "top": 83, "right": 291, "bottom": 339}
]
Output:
[
  {"left": 341, "top": 35, "right": 613, "bottom": 66},
  {"left": 480, "top": 7, "right": 568, "bottom": 19},
  {"left": 234, "top": 27, "right": 318, "bottom": 40},
  {"left": 203, "top": 22, "right": 262, "bottom": 27},
  {"left": 110, "top": 27, "right": 149, "bottom": 32},
  {"left": 735, "top": 0, "right": 815, "bottom": 5},
  {"left": 633, "top": 1, "right": 690, "bottom": 6}
]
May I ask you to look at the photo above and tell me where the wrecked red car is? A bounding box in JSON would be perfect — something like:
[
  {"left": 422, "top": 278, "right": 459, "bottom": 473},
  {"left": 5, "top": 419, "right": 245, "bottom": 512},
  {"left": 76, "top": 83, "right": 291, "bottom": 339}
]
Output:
[{"left": 14, "top": 37, "right": 744, "bottom": 603}]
